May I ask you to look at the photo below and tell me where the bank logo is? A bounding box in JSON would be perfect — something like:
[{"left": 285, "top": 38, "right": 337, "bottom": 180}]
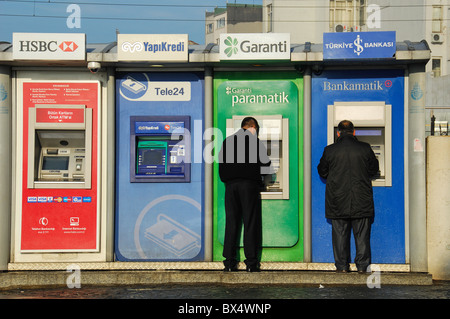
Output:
[
  {"left": 411, "top": 82, "right": 423, "bottom": 100},
  {"left": 121, "top": 41, "right": 143, "bottom": 53},
  {"left": 0, "top": 84, "right": 7, "bottom": 101},
  {"left": 59, "top": 41, "right": 79, "bottom": 52},
  {"left": 354, "top": 35, "right": 364, "bottom": 56},
  {"left": 224, "top": 36, "right": 238, "bottom": 57}
]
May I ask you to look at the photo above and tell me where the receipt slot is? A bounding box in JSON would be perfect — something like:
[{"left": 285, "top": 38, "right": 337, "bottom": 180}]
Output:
[
  {"left": 226, "top": 115, "right": 289, "bottom": 199},
  {"left": 131, "top": 116, "right": 190, "bottom": 183},
  {"left": 27, "top": 105, "right": 92, "bottom": 189},
  {"left": 327, "top": 101, "right": 392, "bottom": 187}
]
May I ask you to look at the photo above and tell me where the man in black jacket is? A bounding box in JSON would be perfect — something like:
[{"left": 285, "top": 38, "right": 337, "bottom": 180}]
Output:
[
  {"left": 317, "top": 120, "right": 379, "bottom": 273},
  {"left": 219, "top": 117, "right": 271, "bottom": 272}
]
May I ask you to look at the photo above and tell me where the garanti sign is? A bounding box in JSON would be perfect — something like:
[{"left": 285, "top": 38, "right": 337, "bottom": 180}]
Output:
[
  {"left": 13, "top": 33, "right": 85, "bottom": 60},
  {"left": 219, "top": 33, "right": 290, "bottom": 61},
  {"left": 323, "top": 31, "right": 396, "bottom": 60},
  {"left": 118, "top": 34, "right": 188, "bottom": 62}
]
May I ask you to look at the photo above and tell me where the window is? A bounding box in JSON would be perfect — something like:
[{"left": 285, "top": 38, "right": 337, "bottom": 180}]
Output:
[
  {"left": 330, "top": 0, "right": 365, "bottom": 32},
  {"left": 217, "top": 17, "right": 226, "bottom": 29},
  {"left": 432, "top": 6, "right": 442, "bottom": 33},
  {"left": 267, "top": 4, "right": 273, "bottom": 32},
  {"left": 432, "top": 58, "right": 441, "bottom": 77},
  {"left": 206, "top": 23, "right": 213, "bottom": 34}
]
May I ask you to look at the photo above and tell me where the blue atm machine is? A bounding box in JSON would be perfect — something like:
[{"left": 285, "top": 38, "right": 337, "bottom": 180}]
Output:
[
  {"left": 312, "top": 69, "right": 406, "bottom": 264},
  {"left": 115, "top": 73, "right": 204, "bottom": 261}
]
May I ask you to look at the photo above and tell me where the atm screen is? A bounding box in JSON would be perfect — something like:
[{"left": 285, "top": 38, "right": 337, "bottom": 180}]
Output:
[
  {"left": 42, "top": 156, "right": 69, "bottom": 170},
  {"left": 141, "top": 149, "right": 164, "bottom": 165},
  {"left": 355, "top": 129, "right": 383, "bottom": 136}
]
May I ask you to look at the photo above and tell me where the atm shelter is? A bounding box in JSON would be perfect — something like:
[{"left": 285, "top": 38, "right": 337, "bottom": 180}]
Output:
[{"left": 0, "top": 33, "right": 430, "bottom": 273}]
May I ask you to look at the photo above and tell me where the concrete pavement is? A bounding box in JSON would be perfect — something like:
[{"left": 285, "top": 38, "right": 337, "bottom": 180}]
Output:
[{"left": 0, "top": 262, "right": 433, "bottom": 290}]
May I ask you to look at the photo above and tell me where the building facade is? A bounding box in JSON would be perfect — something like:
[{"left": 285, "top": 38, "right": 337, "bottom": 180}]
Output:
[
  {"left": 262, "top": 0, "right": 449, "bottom": 77},
  {"left": 205, "top": 4, "right": 262, "bottom": 44}
]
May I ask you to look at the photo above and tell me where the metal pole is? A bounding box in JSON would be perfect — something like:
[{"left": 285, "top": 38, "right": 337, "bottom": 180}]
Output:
[
  {"left": 0, "top": 66, "right": 11, "bottom": 271},
  {"left": 303, "top": 67, "right": 312, "bottom": 263},
  {"left": 407, "top": 63, "right": 428, "bottom": 272},
  {"left": 204, "top": 67, "right": 213, "bottom": 261},
  {"left": 106, "top": 67, "right": 115, "bottom": 261}
]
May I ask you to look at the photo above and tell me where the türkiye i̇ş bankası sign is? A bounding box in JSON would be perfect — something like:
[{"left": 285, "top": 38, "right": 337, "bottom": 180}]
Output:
[
  {"left": 220, "top": 33, "right": 291, "bottom": 61},
  {"left": 323, "top": 31, "right": 396, "bottom": 60}
]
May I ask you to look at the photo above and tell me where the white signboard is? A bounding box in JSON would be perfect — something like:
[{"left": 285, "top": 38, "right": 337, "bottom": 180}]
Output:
[
  {"left": 13, "top": 33, "right": 85, "bottom": 60},
  {"left": 219, "top": 33, "right": 291, "bottom": 61},
  {"left": 119, "top": 75, "right": 191, "bottom": 102},
  {"left": 118, "top": 34, "right": 188, "bottom": 62}
]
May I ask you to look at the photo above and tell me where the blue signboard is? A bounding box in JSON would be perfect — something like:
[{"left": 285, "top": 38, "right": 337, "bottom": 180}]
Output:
[
  {"left": 323, "top": 31, "right": 396, "bottom": 60},
  {"left": 312, "top": 69, "right": 405, "bottom": 264}
]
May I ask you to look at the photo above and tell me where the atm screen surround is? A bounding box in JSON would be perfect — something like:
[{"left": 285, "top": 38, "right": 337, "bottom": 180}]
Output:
[
  {"left": 42, "top": 156, "right": 69, "bottom": 170},
  {"left": 130, "top": 116, "right": 191, "bottom": 183}
]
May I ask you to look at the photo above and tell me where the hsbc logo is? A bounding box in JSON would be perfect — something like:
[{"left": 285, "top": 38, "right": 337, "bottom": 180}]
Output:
[
  {"left": 13, "top": 33, "right": 85, "bottom": 61},
  {"left": 18, "top": 40, "right": 79, "bottom": 53},
  {"left": 59, "top": 41, "right": 79, "bottom": 52}
]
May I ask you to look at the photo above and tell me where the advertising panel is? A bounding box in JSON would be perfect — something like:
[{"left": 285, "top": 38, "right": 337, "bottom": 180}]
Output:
[
  {"left": 20, "top": 81, "right": 99, "bottom": 251},
  {"left": 115, "top": 72, "right": 204, "bottom": 261},
  {"left": 213, "top": 72, "right": 303, "bottom": 262},
  {"left": 312, "top": 69, "right": 405, "bottom": 263}
]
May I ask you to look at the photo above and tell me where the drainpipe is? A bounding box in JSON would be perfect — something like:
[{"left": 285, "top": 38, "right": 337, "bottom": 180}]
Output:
[{"left": 0, "top": 66, "right": 11, "bottom": 271}]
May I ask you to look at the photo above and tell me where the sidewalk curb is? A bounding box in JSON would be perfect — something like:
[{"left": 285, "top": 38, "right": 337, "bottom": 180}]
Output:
[{"left": 0, "top": 270, "right": 433, "bottom": 290}]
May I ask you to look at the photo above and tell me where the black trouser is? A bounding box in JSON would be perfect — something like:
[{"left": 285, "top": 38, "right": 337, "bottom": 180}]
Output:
[
  {"left": 223, "top": 180, "right": 262, "bottom": 268},
  {"left": 331, "top": 217, "right": 372, "bottom": 271}
]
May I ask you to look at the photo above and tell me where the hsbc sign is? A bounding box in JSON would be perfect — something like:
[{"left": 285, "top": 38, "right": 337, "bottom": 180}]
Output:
[{"left": 13, "top": 33, "right": 85, "bottom": 60}]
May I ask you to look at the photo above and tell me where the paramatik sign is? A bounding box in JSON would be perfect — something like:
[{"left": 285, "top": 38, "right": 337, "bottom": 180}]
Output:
[{"left": 13, "top": 33, "right": 86, "bottom": 61}]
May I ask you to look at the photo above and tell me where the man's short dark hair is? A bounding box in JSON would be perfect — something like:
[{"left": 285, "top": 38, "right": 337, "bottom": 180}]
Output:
[
  {"left": 338, "top": 120, "right": 354, "bottom": 135},
  {"left": 241, "top": 117, "right": 259, "bottom": 131}
]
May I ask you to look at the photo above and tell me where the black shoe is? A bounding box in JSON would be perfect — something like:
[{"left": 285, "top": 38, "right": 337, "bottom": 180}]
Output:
[
  {"left": 246, "top": 266, "right": 260, "bottom": 272},
  {"left": 223, "top": 266, "right": 238, "bottom": 272}
]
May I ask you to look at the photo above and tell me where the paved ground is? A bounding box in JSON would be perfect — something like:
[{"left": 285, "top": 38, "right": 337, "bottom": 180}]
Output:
[
  {"left": 1, "top": 280, "right": 448, "bottom": 299},
  {"left": 1, "top": 280, "right": 447, "bottom": 317}
]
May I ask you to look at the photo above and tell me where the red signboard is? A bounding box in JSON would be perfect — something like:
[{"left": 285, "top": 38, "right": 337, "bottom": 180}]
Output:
[
  {"left": 21, "top": 82, "right": 99, "bottom": 251},
  {"left": 36, "top": 107, "right": 85, "bottom": 124}
]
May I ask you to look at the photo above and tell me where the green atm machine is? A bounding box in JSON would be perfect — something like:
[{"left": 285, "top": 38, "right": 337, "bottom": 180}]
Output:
[{"left": 213, "top": 72, "right": 303, "bottom": 262}]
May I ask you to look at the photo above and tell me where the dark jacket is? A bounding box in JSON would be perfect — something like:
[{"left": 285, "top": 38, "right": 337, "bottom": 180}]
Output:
[
  {"left": 317, "top": 134, "right": 379, "bottom": 219},
  {"left": 219, "top": 128, "right": 271, "bottom": 185}
]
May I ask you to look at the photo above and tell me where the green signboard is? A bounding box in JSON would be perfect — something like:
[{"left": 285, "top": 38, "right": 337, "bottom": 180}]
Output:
[{"left": 213, "top": 72, "right": 304, "bottom": 262}]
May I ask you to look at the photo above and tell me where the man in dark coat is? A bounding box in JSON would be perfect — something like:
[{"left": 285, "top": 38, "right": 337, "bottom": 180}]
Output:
[
  {"left": 317, "top": 120, "right": 379, "bottom": 273},
  {"left": 219, "top": 117, "right": 271, "bottom": 272}
]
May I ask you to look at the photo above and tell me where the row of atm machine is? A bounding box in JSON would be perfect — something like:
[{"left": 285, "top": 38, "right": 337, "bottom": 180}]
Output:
[{"left": 12, "top": 70, "right": 404, "bottom": 264}]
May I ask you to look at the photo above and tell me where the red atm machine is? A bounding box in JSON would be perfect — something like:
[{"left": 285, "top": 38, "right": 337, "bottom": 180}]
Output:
[{"left": 13, "top": 79, "right": 104, "bottom": 262}]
